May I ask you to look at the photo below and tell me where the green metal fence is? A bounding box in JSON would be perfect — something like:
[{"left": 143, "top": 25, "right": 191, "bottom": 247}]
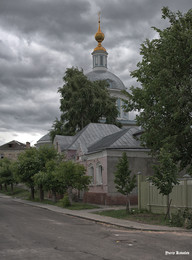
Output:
[{"left": 137, "top": 173, "right": 192, "bottom": 214}]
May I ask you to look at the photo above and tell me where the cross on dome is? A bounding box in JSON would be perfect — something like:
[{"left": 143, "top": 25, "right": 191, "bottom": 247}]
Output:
[{"left": 94, "top": 12, "right": 106, "bottom": 52}]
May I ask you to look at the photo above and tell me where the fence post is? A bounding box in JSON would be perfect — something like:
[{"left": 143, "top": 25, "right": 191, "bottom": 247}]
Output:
[
  {"left": 148, "top": 180, "right": 151, "bottom": 212},
  {"left": 137, "top": 172, "right": 142, "bottom": 210}
]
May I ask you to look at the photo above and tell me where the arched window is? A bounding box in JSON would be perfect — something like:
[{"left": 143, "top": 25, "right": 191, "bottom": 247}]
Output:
[
  {"left": 96, "top": 163, "right": 103, "bottom": 185},
  {"left": 116, "top": 98, "right": 121, "bottom": 117},
  {"left": 88, "top": 164, "right": 94, "bottom": 184},
  {"left": 100, "top": 55, "right": 103, "bottom": 66},
  {"left": 122, "top": 101, "right": 129, "bottom": 119},
  {"left": 95, "top": 56, "right": 98, "bottom": 65}
]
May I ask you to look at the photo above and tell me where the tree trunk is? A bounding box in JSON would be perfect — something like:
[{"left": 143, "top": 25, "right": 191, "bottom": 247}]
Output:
[
  {"left": 39, "top": 184, "right": 44, "bottom": 202},
  {"left": 0, "top": 184, "right": 2, "bottom": 190},
  {"left": 52, "top": 191, "right": 57, "bottom": 203},
  {"left": 30, "top": 187, "right": 35, "bottom": 200},
  {"left": 126, "top": 194, "right": 131, "bottom": 213},
  {"left": 11, "top": 183, "right": 14, "bottom": 194},
  {"left": 4, "top": 183, "right": 8, "bottom": 192},
  {"left": 67, "top": 187, "right": 73, "bottom": 205},
  {"left": 165, "top": 194, "right": 172, "bottom": 220}
]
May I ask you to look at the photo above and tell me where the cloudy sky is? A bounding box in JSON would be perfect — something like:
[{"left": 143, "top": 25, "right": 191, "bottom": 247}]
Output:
[{"left": 0, "top": 0, "right": 191, "bottom": 146}]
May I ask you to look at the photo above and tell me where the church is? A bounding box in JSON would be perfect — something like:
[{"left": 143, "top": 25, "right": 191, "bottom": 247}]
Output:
[
  {"left": 36, "top": 16, "right": 154, "bottom": 205},
  {"left": 86, "top": 14, "right": 135, "bottom": 128}
]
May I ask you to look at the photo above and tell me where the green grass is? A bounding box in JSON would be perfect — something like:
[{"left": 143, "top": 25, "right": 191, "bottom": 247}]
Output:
[
  {"left": 0, "top": 185, "right": 99, "bottom": 210},
  {"left": 95, "top": 209, "right": 170, "bottom": 226},
  {"left": 0, "top": 186, "right": 30, "bottom": 199},
  {"left": 31, "top": 198, "right": 99, "bottom": 210}
]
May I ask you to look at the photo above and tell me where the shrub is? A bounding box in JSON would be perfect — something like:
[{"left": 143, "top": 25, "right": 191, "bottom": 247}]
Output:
[
  {"left": 171, "top": 208, "right": 192, "bottom": 229},
  {"left": 60, "top": 194, "right": 71, "bottom": 208}
]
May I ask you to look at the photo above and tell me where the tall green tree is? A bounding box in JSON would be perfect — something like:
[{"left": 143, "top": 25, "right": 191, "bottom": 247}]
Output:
[
  {"left": 16, "top": 148, "right": 40, "bottom": 199},
  {"left": 0, "top": 158, "right": 15, "bottom": 193},
  {"left": 149, "top": 148, "right": 179, "bottom": 219},
  {"left": 34, "top": 160, "right": 90, "bottom": 203},
  {"left": 123, "top": 7, "right": 192, "bottom": 173},
  {"left": 33, "top": 160, "right": 62, "bottom": 202},
  {"left": 114, "top": 152, "right": 136, "bottom": 212},
  {"left": 15, "top": 146, "right": 58, "bottom": 200},
  {"left": 50, "top": 67, "right": 119, "bottom": 140},
  {"left": 33, "top": 146, "right": 58, "bottom": 201},
  {"left": 56, "top": 161, "right": 90, "bottom": 204}
]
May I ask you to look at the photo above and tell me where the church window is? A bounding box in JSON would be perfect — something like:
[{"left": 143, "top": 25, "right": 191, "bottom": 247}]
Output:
[
  {"left": 96, "top": 163, "right": 103, "bottom": 185},
  {"left": 122, "top": 101, "right": 128, "bottom": 119},
  {"left": 95, "top": 56, "right": 98, "bottom": 65},
  {"left": 104, "top": 56, "right": 107, "bottom": 67},
  {"left": 117, "top": 98, "right": 121, "bottom": 116},
  {"left": 107, "top": 80, "right": 112, "bottom": 88},
  {"left": 88, "top": 164, "right": 94, "bottom": 184},
  {"left": 100, "top": 55, "right": 103, "bottom": 66}
]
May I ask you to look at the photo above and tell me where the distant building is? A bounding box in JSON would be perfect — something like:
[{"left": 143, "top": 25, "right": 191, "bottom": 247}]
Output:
[
  {"left": 0, "top": 140, "right": 30, "bottom": 160},
  {"left": 35, "top": 133, "right": 52, "bottom": 148}
]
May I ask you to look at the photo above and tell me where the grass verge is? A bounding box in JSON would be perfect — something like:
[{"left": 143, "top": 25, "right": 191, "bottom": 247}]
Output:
[
  {"left": 0, "top": 185, "right": 99, "bottom": 210},
  {"left": 94, "top": 209, "right": 171, "bottom": 226}
]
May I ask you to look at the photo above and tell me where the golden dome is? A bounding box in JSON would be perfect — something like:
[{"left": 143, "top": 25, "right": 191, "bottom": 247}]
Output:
[{"left": 94, "top": 12, "right": 106, "bottom": 52}]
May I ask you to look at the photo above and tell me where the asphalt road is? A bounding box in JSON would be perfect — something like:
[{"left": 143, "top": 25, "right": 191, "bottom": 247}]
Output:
[{"left": 0, "top": 196, "right": 191, "bottom": 260}]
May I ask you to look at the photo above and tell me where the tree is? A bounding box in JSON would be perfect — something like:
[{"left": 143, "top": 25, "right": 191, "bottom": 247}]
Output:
[
  {"left": 16, "top": 148, "right": 40, "bottom": 199},
  {"left": 50, "top": 67, "right": 119, "bottom": 139},
  {"left": 114, "top": 152, "right": 136, "bottom": 212},
  {"left": 36, "top": 146, "right": 58, "bottom": 200},
  {"left": 15, "top": 146, "right": 58, "bottom": 200},
  {"left": 123, "top": 7, "right": 192, "bottom": 173},
  {"left": 56, "top": 161, "right": 90, "bottom": 204},
  {"left": 0, "top": 158, "right": 15, "bottom": 193},
  {"left": 149, "top": 148, "right": 179, "bottom": 219},
  {"left": 33, "top": 160, "right": 62, "bottom": 203},
  {"left": 33, "top": 160, "right": 90, "bottom": 203}
]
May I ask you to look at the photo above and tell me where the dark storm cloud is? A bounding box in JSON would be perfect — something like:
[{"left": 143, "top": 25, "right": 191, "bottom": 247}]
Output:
[
  {"left": 0, "top": 0, "right": 191, "bottom": 145},
  {"left": 0, "top": 0, "right": 93, "bottom": 50}
]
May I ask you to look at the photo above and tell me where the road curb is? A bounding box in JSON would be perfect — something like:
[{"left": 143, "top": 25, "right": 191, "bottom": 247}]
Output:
[{"left": 1, "top": 194, "right": 191, "bottom": 233}]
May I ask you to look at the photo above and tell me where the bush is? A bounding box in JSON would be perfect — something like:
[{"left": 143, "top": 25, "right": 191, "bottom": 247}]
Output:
[
  {"left": 60, "top": 194, "right": 71, "bottom": 208},
  {"left": 171, "top": 208, "right": 192, "bottom": 229}
]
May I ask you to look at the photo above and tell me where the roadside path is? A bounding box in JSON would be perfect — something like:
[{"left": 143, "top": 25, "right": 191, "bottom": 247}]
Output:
[{"left": 0, "top": 193, "right": 190, "bottom": 232}]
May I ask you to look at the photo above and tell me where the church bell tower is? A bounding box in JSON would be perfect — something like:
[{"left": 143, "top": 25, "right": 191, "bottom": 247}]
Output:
[{"left": 92, "top": 12, "right": 108, "bottom": 70}]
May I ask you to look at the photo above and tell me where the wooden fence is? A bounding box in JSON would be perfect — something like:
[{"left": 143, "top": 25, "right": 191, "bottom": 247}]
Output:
[{"left": 137, "top": 173, "right": 192, "bottom": 214}]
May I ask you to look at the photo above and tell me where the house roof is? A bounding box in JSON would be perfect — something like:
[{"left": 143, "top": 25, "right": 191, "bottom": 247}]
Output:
[
  {"left": 37, "top": 133, "right": 51, "bottom": 143},
  {"left": 54, "top": 135, "right": 74, "bottom": 152},
  {"left": 67, "top": 123, "right": 121, "bottom": 153},
  {"left": 0, "top": 140, "right": 26, "bottom": 150},
  {"left": 87, "top": 127, "right": 143, "bottom": 153}
]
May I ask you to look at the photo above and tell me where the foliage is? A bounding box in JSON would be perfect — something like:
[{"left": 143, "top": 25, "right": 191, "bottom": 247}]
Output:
[
  {"left": 60, "top": 194, "right": 71, "bottom": 208},
  {"left": 171, "top": 208, "right": 192, "bottom": 229},
  {"left": 149, "top": 148, "right": 179, "bottom": 219},
  {"left": 34, "top": 159, "right": 90, "bottom": 203},
  {"left": 37, "top": 145, "right": 58, "bottom": 170},
  {"left": 149, "top": 148, "right": 179, "bottom": 196},
  {"left": 114, "top": 152, "right": 136, "bottom": 212},
  {"left": 33, "top": 160, "right": 62, "bottom": 202},
  {"left": 50, "top": 67, "right": 119, "bottom": 140},
  {"left": 123, "top": 7, "right": 192, "bottom": 173},
  {"left": 55, "top": 161, "right": 90, "bottom": 203},
  {"left": 15, "top": 146, "right": 58, "bottom": 199},
  {"left": 0, "top": 185, "right": 31, "bottom": 198},
  {"left": 0, "top": 158, "right": 15, "bottom": 191},
  {"left": 15, "top": 148, "right": 40, "bottom": 199}
]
